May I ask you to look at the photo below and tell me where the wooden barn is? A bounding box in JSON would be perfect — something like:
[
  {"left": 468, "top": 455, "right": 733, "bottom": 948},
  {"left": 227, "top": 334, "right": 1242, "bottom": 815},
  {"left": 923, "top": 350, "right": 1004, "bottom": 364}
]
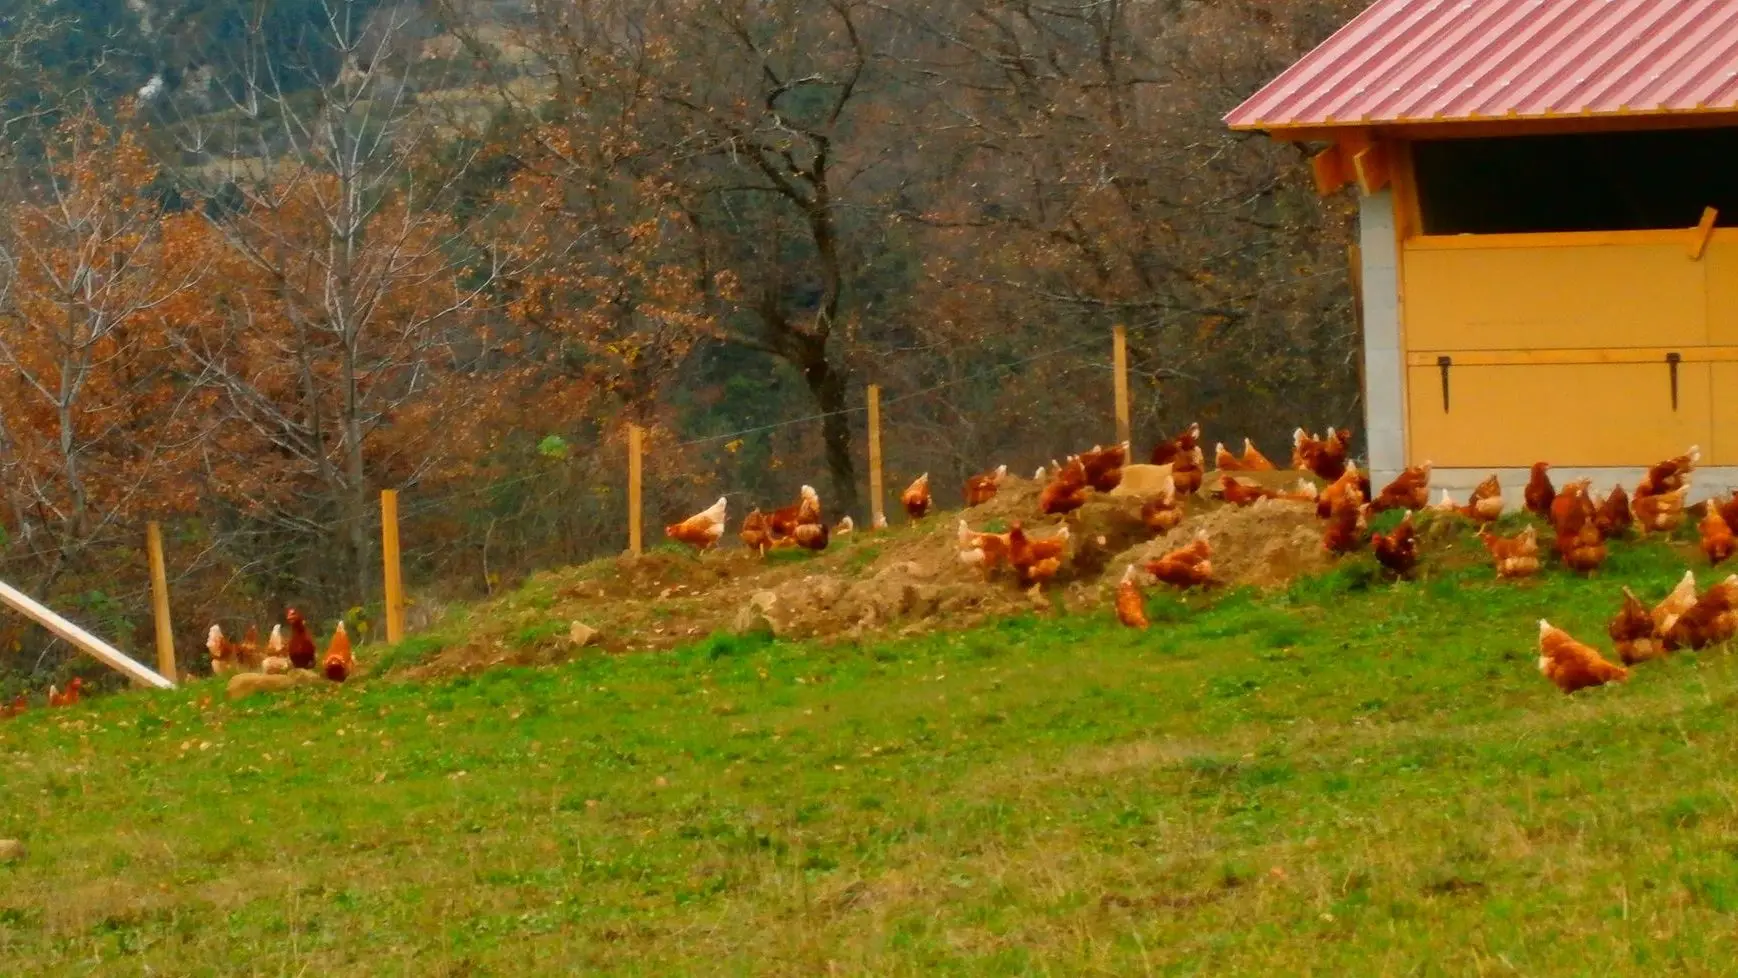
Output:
[{"left": 1227, "top": 0, "right": 1738, "bottom": 499}]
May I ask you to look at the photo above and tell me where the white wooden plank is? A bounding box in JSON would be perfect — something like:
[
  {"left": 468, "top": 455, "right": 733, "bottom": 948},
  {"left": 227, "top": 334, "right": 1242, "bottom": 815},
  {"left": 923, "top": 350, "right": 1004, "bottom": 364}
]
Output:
[{"left": 0, "top": 580, "right": 175, "bottom": 688}]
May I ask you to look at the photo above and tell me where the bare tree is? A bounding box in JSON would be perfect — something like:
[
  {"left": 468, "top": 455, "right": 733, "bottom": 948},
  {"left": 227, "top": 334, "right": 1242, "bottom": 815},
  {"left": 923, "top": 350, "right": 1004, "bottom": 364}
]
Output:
[
  {"left": 887, "top": 0, "right": 1361, "bottom": 450},
  {"left": 0, "top": 111, "right": 211, "bottom": 591},
  {"left": 443, "top": 0, "right": 901, "bottom": 517},
  {"left": 165, "top": 0, "right": 506, "bottom": 604}
]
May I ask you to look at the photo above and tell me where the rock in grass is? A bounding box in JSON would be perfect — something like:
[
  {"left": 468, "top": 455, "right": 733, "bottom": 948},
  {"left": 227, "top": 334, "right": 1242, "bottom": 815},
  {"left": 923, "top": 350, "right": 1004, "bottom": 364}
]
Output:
[
  {"left": 733, "top": 591, "right": 781, "bottom": 638},
  {"left": 0, "top": 839, "right": 25, "bottom": 863},
  {"left": 225, "top": 671, "right": 321, "bottom": 700},
  {"left": 568, "top": 621, "right": 600, "bottom": 648}
]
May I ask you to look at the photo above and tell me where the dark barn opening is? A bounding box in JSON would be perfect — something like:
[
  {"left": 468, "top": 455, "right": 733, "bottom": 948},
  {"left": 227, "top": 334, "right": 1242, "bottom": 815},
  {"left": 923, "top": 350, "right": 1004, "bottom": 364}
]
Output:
[{"left": 1414, "top": 126, "right": 1738, "bottom": 235}]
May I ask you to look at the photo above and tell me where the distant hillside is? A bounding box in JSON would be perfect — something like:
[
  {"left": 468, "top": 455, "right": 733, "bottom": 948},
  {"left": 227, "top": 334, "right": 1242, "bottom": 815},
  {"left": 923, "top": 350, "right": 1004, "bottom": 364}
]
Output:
[{"left": 0, "top": 0, "right": 391, "bottom": 106}]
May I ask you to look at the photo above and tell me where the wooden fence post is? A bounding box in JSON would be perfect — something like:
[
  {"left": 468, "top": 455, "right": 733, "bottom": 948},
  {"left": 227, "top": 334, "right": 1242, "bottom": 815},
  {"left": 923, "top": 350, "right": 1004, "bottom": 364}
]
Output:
[
  {"left": 866, "top": 385, "right": 884, "bottom": 528},
  {"left": 381, "top": 490, "right": 405, "bottom": 645},
  {"left": 1112, "top": 325, "right": 1131, "bottom": 448},
  {"left": 145, "top": 522, "right": 176, "bottom": 684},
  {"left": 628, "top": 424, "right": 644, "bottom": 556}
]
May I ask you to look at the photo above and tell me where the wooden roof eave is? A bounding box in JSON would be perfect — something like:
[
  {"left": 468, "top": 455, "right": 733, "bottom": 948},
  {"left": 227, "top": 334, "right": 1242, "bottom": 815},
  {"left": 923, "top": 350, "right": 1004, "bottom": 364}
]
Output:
[{"left": 1237, "top": 108, "right": 1738, "bottom": 143}]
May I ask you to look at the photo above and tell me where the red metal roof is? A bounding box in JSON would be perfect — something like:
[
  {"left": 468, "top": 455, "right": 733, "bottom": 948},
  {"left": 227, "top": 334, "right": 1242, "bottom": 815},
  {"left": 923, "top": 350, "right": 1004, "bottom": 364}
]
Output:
[{"left": 1226, "top": 0, "right": 1738, "bottom": 131}]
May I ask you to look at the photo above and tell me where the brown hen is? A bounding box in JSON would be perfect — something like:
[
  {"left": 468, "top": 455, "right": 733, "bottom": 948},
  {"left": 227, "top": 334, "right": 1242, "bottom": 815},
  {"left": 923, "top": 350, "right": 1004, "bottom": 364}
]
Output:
[
  {"left": 1372, "top": 512, "right": 1419, "bottom": 575},
  {"left": 1595, "top": 485, "right": 1632, "bottom": 539},
  {"left": 1039, "top": 458, "right": 1090, "bottom": 516},
  {"left": 901, "top": 474, "right": 931, "bottom": 521},
  {"left": 1144, "top": 531, "right": 1212, "bottom": 589},
  {"left": 1115, "top": 566, "right": 1149, "bottom": 629},
  {"left": 1701, "top": 508, "right": 1736, "bottom": 566},
  {"left": 1609, "top": 588, "right": 1664, "bottom": 665},
  {"left": 1371, "top": 463, "right": 1432, "bottom": 512},
  {"left": 1664, "top": 575, "right": 1738, "bottom": 650},
  {"left": 963, "top": 466, "right": 1007, "bottom": 508},
  {"left": 1537, "top": 620, "right": 1628, "bottom": 694},
  {"left": 1479, "top": 525, "right": 1540, "bottom": 579},
  {"left": 1523, "top": 462, "right": 1555, "bottom": 519}
]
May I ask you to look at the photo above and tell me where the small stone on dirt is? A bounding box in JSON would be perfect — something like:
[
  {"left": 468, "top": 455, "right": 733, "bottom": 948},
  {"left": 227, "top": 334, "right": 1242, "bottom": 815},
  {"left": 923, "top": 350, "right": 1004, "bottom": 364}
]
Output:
[
  {"left": 1110, "top": 463, "right": 1174, "bottom": 497},
  {"left": 569, "top": 622, "right": 600, "bottom": 647}
]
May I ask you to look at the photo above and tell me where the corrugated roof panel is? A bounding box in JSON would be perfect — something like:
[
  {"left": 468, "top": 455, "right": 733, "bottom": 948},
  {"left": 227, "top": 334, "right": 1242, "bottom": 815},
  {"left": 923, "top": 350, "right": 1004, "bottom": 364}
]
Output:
[{"left": 1226, "top": 0, "right": 1738, "bottom": 130}]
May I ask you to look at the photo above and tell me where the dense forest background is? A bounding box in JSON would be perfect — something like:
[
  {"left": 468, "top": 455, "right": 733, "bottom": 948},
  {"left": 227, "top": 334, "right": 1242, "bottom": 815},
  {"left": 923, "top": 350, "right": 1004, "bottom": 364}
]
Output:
[{"left": 0, "top": 0, "right": 1363, "bottom": 685}]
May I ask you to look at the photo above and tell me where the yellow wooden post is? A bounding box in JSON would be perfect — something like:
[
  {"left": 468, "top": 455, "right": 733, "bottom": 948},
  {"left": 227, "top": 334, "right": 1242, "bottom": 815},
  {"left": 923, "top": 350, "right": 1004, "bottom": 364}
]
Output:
[
  {"left": 628, "top": 424, "right": 644, "bottom": 556},
  {"left": 145, "top": 522, "right": 176, "bottom": 684},
  {"left": 866, "top": 385, "right": 884, "bottom": 528},
  {"left": 380, "top": 489, "right": 405, "bottom": 644},
  {"left": 1311, "top": 143, "right": 1349, "bottom": 196},
  {"left": 1352, "top": 143, "right": 1390, "bottom": 195},
  {"left": 1112, "top": 325, "right": 1131, "bottom": 447}
]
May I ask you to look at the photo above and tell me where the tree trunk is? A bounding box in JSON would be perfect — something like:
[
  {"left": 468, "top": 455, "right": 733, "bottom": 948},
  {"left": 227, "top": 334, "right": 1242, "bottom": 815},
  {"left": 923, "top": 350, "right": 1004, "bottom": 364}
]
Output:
[{"left": 801, "top": 354, "right": 858, "bottom": 520}]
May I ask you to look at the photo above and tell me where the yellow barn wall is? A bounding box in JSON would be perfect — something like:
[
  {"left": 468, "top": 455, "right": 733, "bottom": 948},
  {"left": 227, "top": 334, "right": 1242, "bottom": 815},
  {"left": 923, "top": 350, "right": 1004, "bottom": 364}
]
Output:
[
  {"left": 1405, "top": 362, "right": 1711, "bottom": 468},
  {"left": 1715, "top": 364, "right": 1738, "bottom": 464},
  {"left": 1400, "top": 232, "right": 1738, "bottom": 467},
  {"left": 1706, "top": 241, "right": 1738, "bottom": 346},
  {"left": 1404, "top": 242, "right": 1707, "bottom": 350}
]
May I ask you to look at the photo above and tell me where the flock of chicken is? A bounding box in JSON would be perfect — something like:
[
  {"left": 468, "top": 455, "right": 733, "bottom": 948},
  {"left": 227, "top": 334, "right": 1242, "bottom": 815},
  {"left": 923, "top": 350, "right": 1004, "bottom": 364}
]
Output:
[
  {"left": 665, "top": 420, "right": 1734, "bottom": 699},
  {"left": 206, "top": 609, "right": 355, "bottom": 683},
  {"left": 0, "top": 677, "right": 82, "bottom": 718},
  {"left": 12, "top": 422, "right": 1715, "bottom": 716},
  {"left": 1113, "top": 433, "right": 1727, "bottom": 699},
  {"left": 1, "top": 608, "right": 357, "bottom": 718}
]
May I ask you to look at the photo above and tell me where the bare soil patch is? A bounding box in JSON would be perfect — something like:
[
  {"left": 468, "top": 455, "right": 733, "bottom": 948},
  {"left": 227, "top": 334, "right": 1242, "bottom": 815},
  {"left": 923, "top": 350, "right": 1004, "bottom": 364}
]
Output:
[{"left": 406, "top": 470, "right": 1340, "bottom": 677}]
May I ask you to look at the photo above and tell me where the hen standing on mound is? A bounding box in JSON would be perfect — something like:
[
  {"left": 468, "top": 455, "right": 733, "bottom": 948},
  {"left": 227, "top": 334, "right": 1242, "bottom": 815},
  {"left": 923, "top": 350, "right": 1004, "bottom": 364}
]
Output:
[
  {"left": 964, "top": 466, "right": 1006, "bottom": 507},
  {"left": 1039, "top": 458, "right": 1089, "bottom": 516},
  {"left": 666, "top": 498, "right": 728, "bottom": 553},
  {"left": 1080, "top": 443, "right": 1129, "bottom": 492},
  {"left": 1371, "top": 462, "right": 1431, "bottom": 513},
  {"left": 1144, "top": 531, "right": 1212, "bottom": 590},
  {"left": 262, "top": 625, "right": 292, "bottom": 674},
  {"left": 901, "top": 474, "right": 931, "bottom": 521},
  {"left": 1372, "top": 512, "right": 1419, "bottom": 576},
  {"left": 1149, "top": 423, "right": 1204, "bottom": 495},
  {"left": 1008, "top": 521, "right": 1069, "bottom": 587}
]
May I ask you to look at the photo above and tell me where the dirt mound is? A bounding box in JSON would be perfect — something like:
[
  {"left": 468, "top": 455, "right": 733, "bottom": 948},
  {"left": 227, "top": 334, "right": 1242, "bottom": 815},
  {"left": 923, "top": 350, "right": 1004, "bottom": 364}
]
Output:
[
  {"left": 735, "top": 561, "right": 1025, "bottom": 642},
  {"left": 1109, "top": 497, "right": 1330, "bottom": 590},
  {"left": 961, "top": 475, "right": 1045, "bottom": 522},
  {"left": 405, "top": 471, "right": 1341, "bottom": 677}
]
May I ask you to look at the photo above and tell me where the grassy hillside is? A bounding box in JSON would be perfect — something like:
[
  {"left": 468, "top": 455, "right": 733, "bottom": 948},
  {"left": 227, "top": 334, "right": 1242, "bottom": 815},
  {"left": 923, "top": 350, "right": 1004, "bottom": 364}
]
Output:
[{"left": 5, "top": 519, "right": 1738, "bottom": 974}]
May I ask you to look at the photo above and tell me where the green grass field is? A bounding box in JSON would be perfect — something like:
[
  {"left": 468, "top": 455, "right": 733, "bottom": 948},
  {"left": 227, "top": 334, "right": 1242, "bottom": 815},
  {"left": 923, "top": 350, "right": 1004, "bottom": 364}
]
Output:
[{"left": 6, "top": 520, "right": 1738, "bottom": 975}]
